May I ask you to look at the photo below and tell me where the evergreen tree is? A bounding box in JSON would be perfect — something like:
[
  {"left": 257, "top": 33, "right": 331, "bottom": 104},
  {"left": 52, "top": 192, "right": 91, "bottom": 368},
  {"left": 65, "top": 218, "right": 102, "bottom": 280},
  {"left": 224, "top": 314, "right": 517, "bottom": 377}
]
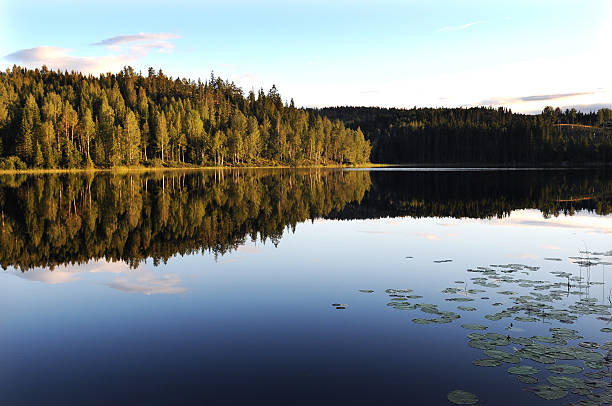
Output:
[{"left": 155, "top": 111, "right": 169, "bottom": 162}]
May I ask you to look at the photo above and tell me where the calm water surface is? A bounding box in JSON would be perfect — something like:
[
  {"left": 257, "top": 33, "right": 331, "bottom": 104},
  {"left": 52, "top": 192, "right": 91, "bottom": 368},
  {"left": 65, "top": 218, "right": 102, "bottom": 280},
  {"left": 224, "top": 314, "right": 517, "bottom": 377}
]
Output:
[{"left": 1, "top": 169, "right": 611, "bottom": 405}]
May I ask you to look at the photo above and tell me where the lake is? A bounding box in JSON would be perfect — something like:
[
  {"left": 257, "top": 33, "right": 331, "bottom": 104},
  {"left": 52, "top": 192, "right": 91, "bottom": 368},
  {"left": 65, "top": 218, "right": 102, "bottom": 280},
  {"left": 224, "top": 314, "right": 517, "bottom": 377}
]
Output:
[{"left": 1, "top": 168, "right": 611, "bottom": 405}]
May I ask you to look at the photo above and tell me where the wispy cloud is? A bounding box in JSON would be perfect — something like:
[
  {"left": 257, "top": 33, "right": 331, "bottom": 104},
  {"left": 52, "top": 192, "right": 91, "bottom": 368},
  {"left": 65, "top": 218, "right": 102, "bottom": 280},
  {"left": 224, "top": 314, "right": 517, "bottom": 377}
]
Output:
[
  {"left": 93, "top": 32, "right": 180, "bottom": 56},
  {"left": 437, "top": 21, "right": 484, "bottom": 32},
  {"left": 3, "top": 32, "right": 180, "bottom": 74},
  {"left": 478, "top": 91, "right": 598, "bottom": 106},
  {"left": 91, "top": 32, "right": 179, "bottom": 47}
]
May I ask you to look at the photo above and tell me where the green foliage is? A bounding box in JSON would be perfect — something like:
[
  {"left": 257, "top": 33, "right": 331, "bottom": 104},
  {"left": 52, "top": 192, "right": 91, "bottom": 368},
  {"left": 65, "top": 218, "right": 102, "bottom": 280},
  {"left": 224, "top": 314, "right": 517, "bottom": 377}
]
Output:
[
  {"left": 0, "top": 156, "right": 27, "bottom": 170},
  {"left": 0, "top": 66, "right": 370, "bottom": 169}
]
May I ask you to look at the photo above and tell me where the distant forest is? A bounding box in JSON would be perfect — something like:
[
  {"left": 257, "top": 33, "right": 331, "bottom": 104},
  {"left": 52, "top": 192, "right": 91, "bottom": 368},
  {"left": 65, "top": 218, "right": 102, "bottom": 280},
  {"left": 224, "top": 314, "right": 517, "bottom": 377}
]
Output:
[
  {"left": 0, "top": 66, "right": 371, "bottom": 170},
  {"left": 318, "top": 106, "right": 612, "bottom": 165}
]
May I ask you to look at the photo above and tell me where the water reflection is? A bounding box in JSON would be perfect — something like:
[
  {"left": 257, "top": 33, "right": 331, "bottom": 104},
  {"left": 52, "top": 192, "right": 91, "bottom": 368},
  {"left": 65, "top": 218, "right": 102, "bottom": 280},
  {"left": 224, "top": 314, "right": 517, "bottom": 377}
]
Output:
[{"left": 0, "top": 169, "right": 610, "bottom": 271}]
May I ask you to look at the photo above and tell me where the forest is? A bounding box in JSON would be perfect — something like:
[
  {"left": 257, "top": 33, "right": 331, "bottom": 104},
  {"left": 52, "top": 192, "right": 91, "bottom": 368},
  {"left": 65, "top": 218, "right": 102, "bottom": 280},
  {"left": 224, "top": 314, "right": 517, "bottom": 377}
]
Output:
[
  {"left": 318, "top": 106, "right": 612, "bottom": 165},
  {"left": 0, "top": 66, "right": 371, "bottom": 170},
  {"left": 1, "top": 168, "right": 609, "bottom": 271},
  {"left": 1, "top": 65, "right": 611, "bottom": 169}
]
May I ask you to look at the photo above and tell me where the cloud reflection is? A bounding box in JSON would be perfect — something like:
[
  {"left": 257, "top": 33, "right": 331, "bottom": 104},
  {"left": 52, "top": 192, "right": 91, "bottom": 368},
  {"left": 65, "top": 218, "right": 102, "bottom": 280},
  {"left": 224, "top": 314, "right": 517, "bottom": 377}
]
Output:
[
  {"left": 10, "top": 260, "right": 187, "bottom": 295},
  {"left": 102, "top": 271, "right": 186, "bottom": 295}
]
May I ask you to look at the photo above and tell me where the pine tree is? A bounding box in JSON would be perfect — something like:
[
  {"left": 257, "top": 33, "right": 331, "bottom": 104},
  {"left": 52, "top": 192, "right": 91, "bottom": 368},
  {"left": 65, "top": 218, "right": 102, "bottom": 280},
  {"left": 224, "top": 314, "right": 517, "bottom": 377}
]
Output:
[
  {"left": 17, "top": 94, "right": 39, "bottom": 164},
  {"left": 155, "top": 111, "right": 168, "bottom": 162},
  {"left": 124, "top": 110, "right": 140, "bottom": 165},
  {"left": 80, "top": 108, "right": 95, "bottom": 159}
]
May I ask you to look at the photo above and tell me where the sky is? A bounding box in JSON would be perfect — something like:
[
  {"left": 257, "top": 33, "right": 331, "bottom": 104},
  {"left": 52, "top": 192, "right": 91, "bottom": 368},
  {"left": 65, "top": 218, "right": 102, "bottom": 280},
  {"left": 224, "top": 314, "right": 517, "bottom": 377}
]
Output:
[{"left": 1, "top": 0, "right": 611, "bottom": 113}]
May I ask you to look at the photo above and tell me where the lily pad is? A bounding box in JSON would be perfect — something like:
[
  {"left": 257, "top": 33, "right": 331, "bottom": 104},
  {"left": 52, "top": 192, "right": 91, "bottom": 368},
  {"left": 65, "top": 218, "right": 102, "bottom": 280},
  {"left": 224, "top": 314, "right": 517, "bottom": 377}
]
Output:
[
  {"left": 601, "top": 328, "right": 612, "bottom": 333},
  {"left": 528, "top": 385, "right": 568, "bottom": 400},
  {"left": 485, "top": 349, "right": 521, "bottom": 364},
  {"left": 578, "top": 342, "right": 599, "bottom": 349},
  {"left": 447, "top": 390, "right": 478, "bottom": 405},
  {"left": 457, "top": 306, "right": 477, "bottom": 311},
  {"left": 358, "top": 290, "right": 374, "bottom": 293},
  {"left": 412, "top": 318, "right": 432, "bottom": 324},
  {"left": 508, "top": 365, "right": 539, "bottom": 375},
  {"left": 472, "top": 358, "right": 502, "bottom": 367},
  {"left": 518, "top": 375, "right": 538, "bottom": 384},
  {"left": 547, "top": 376, "right": 588, "bottom": 390},
  {"left": 461, "top": 324, "right": 487, "bottom": 331},
  {"left": 514, "top": 316, "right": 538, "bottom": 322},
  {"left": 546, "top": 365, "right": 583, "bottom": 374}
]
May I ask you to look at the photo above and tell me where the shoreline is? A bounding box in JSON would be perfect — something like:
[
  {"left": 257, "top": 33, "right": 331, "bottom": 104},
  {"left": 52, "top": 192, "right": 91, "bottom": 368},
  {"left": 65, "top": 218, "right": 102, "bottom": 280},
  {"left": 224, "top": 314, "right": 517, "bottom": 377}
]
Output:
[
  {"left": 0, "top": 163, "right": 390, "bottom": 175},
  {"left": 0, "top": 162, "right": 609, "bottom": 175}
]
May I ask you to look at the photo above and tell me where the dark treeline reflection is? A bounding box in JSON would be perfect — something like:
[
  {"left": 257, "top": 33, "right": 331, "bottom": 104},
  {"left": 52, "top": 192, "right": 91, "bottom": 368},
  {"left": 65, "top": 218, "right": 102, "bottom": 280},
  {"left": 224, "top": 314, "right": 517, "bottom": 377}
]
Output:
[
  {"left": 331, "top": 169, "right": 612, "bottom": 220},
  {"left": 0, "top": 169, "right": 610, "bottom": 270}
]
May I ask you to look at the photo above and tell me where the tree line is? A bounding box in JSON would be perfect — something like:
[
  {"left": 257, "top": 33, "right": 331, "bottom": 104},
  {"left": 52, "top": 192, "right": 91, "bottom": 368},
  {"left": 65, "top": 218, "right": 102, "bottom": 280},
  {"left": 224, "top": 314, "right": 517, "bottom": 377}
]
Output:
[
  {"left": 317, "top": 106, "right": 612, "bottom": 165},
  {"left": 0, "top": 66, "right": 371, "bottom": 170}
]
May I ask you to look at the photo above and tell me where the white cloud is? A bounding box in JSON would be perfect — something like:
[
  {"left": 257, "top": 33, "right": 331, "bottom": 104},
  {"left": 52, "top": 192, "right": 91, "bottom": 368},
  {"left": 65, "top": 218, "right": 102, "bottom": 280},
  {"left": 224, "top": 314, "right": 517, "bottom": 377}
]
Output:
[{"left": 3, "top": 32, "right": 180, "bottom": 75}]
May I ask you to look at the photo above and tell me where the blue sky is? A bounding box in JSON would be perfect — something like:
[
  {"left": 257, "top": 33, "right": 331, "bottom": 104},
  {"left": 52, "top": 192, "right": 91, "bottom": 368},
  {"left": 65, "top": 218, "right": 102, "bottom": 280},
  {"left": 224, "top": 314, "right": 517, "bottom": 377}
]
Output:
[{"left": 2, "top": 0, "right": 611, "bottom": 112}]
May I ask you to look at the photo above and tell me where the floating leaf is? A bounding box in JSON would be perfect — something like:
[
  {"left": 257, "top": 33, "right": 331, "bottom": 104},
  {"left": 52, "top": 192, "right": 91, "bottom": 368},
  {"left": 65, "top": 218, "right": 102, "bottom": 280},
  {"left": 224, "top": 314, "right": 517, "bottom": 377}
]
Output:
[
  {"left": 457, "top": 306, "right": 477, "bottom": 311},
  {"left": 412, "top": 318, "right": 432, "bottom": 324},
  {"left": 585, "top": 361, "right": 603, "bottom": 369},
  {"left": 447, "top": 390, "right": 478, "bottom": 405},
  {"left": 531, "top": 336, "right": 566, "bottom": 345},
  {"left": 485, "top": 349, "right": 521, "bottom": 364},
  {"left": 468, "top": 340, "right": 496, "bottom": 350},
  {"left": 528, "top": 385, "right": 568, "bottom": 400},
  {"left": 508, "top": 365, "right": 539, "bottom": 375},
  {"left": 514, "top": 316, "right": 538, "bottom": 322},
  {"left": 518, "top": 375, "right": 538, "bottom": 384},
  {"left": 547, "top": 376, "right": 588, "bottom": 390},
  {"left": 546, "top": 365, "right": 583, "bottom": 374},
  {"left": 461, "top": 324, "right": 487, "bottom": 331},
  {"left": 472, "top": 358, "right": 502, "bottom": 367},
  {"left": 510, "top": 337, "right": 532, "bottom": 346},
  {"left": 578, "top": 342, "right": 599, "bottom": 349},
  {"left": 358, "top": 289, "right": 374, "bottom": 293},
  {"left": 600, "top": 328, "right": 612, "bottom": 333}
]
